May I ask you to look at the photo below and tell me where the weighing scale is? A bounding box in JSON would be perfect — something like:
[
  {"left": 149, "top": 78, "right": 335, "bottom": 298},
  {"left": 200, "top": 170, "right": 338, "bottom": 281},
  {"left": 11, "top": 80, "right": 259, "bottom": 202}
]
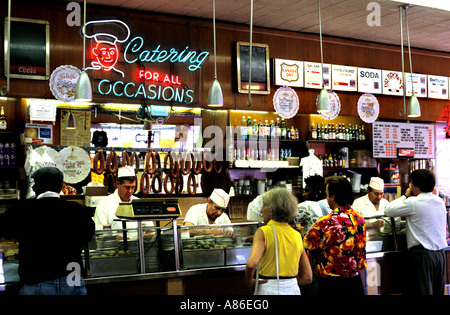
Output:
[
  {"left": 115, "top": 199, "right": 181, "bottom": 220},
  {"left": 115, "top": 199, "right": 181, "bottom": 273}
]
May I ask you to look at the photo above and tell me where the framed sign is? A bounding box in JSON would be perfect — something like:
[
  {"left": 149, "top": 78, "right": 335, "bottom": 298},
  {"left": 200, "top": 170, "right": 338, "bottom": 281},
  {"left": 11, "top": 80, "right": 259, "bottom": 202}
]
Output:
[
  {"left": 304, "top": 62, "right": 331, "bottom": 89},
  {"left": 331, "top": 65, "right": 357, "bottom": 92},
  {"left": 382, "top": 70, "right": 403, "bottom": 96},
  {"left": 4, "top": 17, "right": 50, "bottom": 80},
  {"left": 427, "top": 75, "right": 448, "bottom": 99},
  {"left": 405, "top": 73, "right": 427, "bottom": 98},
  {"left": 236, "top": 42, "right": 270, "bottom": 94},
  {"left": 357, "top": 67, "right": 382, "bottom": 94},
  {"left": 272, "top": 58, "right": 303, "bottom": 87}
]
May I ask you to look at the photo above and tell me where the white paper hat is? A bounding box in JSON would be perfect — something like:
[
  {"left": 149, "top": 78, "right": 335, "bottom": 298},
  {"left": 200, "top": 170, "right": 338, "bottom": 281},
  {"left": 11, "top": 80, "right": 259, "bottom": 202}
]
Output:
[
  {"left": 117, "top": 166, "right": 135, "bottom": 178},
  {"left": 209, "top": 188, "right": 230, "bottom": 208},
  {"left": 369, "top": 177, "right": 384, "bottom": 191}
]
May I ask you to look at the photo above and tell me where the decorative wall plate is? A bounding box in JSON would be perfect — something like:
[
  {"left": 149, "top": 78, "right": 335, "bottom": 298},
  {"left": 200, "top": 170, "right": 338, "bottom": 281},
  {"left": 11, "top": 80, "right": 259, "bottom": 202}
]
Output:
[
  {"left": 357, "top": 93, "right": 379, "bottom": 123},
  {"left": 273, "top": 86, "right": 299, "bottom": 119},
  {"left": 59, "top": 146, "right": 91, "bottom": 184},
  {"left": 49, "top": 65, "right": 81, "bottom": 103}
]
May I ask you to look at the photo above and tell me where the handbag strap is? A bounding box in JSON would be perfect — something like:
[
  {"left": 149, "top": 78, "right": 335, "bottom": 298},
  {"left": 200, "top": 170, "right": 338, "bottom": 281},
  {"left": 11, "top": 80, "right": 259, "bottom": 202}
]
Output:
[{"left": 254, "top": 225, "right": 280, "bottom": 295}]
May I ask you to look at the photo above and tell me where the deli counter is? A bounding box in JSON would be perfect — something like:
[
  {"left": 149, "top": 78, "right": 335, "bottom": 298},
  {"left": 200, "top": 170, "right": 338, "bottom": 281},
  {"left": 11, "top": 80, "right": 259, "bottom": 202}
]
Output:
[{"left": 1, "top": 210, "right": 449, "bottom": 295}]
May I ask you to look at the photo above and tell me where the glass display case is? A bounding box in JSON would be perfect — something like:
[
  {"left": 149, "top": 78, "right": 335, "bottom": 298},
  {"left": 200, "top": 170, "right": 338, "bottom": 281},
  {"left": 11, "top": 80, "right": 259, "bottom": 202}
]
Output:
[
  {"left": 83, "top": 220, "right": 260, "bottom": 278},
  {"left": 364, "top": 215, "right": 406, "bottom": 253},
  {"left": 179, "top": 222, "right": 258, "bottom": 269}
]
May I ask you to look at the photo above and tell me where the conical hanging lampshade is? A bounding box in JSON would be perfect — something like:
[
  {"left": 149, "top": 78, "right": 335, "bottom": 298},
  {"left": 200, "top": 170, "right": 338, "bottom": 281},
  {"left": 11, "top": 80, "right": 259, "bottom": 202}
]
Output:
[
  {"left": 207, "top": 78, "right": 223, "bottom": 107},
  {"left": 407, "top": 94, "right": 421, "bottom": 117},
  {"left": 316, "top": 0, "right": 330, "bottom": 113},
  {"left": 207, "top": 0, "right": 223, "bottom": 107},
  {"left": 75, "top": 70, "right": 92, "bottom": 102},
  {"left": 75, "top": 0, "right": 92, "bottom": 102},
  {"left": 317, "top": 87, "right": 330, "bottom": 112},
  {"left": 65, "top": 110, "right": 76, "bottom": 129}
]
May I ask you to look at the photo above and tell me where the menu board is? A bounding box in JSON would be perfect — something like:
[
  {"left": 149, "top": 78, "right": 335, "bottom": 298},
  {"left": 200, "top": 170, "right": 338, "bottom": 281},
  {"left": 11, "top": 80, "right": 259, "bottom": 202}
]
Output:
[
  {"left": 331, "top": 65, "right": 357, "bottom": 91},
  {"left": 372, "top": 121, "right": 435, "bottom": 159},
  {"left": 304, "top": 62, "right": 331, "bottom": 89}
]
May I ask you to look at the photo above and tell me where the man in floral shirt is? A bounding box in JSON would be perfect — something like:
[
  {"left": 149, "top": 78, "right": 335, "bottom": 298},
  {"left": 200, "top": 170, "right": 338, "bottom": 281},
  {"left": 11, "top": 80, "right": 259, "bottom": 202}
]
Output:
[{"left": 304, "top": 176, "right": 366, "bottom": 295}]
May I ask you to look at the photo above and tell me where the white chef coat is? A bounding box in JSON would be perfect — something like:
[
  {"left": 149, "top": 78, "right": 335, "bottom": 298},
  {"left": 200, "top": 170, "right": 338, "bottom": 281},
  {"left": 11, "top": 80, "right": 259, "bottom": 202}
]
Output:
[
  {"left": 93, "top": 189, "right": 153, "bottom": 233},
  {"left": 352, "top": 194, "right": 389, "bottom": 218},
  {"left": 247, "top": 195, "right": 264, "bottom": 222},
  {"left": 184, "top": 203, "right": 233, "bottom": 232},
  {"left": 384, "top": 193, "right": 447, "bottom": 250},
  {"left": 300, "top": 150, "right": 323, "bottom": 188}
]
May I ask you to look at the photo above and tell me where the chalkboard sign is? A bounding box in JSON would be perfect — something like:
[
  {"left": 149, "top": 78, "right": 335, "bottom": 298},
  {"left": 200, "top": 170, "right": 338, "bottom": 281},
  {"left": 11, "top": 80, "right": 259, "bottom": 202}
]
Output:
[
  {"left": 236, "top": 41, "right": 270, "bottom": 95},
  {"left": 4, "top": 17, "right": 50, "bottom": 80}
]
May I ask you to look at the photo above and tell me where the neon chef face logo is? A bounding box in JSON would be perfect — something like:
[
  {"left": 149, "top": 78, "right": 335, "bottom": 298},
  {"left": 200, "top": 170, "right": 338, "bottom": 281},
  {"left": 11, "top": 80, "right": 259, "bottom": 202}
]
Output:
[
  {"left": 92, "top": 42, "right": 119, "bottom": 71},
  {"left": 83, "top": 19, "right": 130, "bottom": 77}
]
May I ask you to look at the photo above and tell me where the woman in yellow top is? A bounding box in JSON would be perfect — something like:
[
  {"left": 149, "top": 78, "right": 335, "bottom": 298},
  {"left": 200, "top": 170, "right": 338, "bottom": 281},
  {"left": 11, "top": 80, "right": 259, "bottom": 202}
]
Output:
[{"left": 245, "top": 188, "right": 312, "bottom": 295}]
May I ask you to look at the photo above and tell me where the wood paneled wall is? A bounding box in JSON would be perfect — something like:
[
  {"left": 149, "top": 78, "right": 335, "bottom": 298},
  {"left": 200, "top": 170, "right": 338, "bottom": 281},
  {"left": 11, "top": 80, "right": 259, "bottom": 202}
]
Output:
[{"left": 2, "top": 0, "right": 450, "bottom": 123}]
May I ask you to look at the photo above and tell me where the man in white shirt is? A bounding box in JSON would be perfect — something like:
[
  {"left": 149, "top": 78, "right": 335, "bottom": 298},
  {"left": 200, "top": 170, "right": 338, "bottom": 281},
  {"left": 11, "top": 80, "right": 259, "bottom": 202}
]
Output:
[
  {"left": 384, "top": 169, "right": 447, "bottom": 295},
  {"left": 352, "top": 177, "right": 389, "bottom": 229},
  {"left": 94, "top": 166, "right": 153, "bottom": 238},
  {"left": 184, "top": 188, "right": 235, "bottom": 239}
]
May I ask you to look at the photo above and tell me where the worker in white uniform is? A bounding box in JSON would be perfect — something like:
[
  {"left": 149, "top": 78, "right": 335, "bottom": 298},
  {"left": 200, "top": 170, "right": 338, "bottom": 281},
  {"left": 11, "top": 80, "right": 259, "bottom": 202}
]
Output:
[
  {"left": 183, "top": 188, "right": 235, "bottom": 240},
  {"left": 352, "top": 177, "right": 389, "bottom": 229},
  {"left": 93, "top": 166, "right": 153, "bottom": 239}
]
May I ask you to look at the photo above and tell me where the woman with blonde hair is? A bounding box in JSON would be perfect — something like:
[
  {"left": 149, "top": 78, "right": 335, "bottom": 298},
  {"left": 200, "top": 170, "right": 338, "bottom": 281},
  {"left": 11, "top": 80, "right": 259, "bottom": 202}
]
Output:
[{"left": 245, "top": 188, "right": 312, "bottom": 295}]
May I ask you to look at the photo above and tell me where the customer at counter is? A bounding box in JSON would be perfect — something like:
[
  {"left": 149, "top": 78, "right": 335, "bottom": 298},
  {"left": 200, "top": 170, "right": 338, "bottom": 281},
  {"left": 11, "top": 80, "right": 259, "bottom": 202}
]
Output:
[
  {"left": 245, "top": 187, "right": 312, "bottom": 295},
  {"left": 0, "top": 167, "right": 95, "bottom": 295},
  {"left": 183, "top": 188, "right": 235, "bottom": 239},
  {"left": 352, "top": 177, "right": 389, "bottom": 229},
  {"left": 384, "top": 169, "right": 447, "bottom": 295},
  {"left": 93, "top": 166, "right": 153, "bottom": 236},
  {"left": 304, "top": 176, "right": 366, "bottom": 296},
  {"left": 295, "top": 175, "right": 329, "bottom": 237}
]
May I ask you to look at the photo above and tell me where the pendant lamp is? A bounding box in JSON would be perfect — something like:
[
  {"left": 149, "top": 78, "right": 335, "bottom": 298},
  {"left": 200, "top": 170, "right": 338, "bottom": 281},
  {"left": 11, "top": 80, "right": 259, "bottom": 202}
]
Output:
[
  {"left": 75, "top": 0, "right": 92, "bottom": 102},
  {"left": 400, "top": 5, "right": 421, "bottom": 118},
  {"left": 207, "top": 0, "right": 223, "bottom": 107},
  {"left": 65, "top": 110, "right": 76, "bottom": 129},
  {"left": 316, "top": 0, "right": 330, "bottom": 113}
]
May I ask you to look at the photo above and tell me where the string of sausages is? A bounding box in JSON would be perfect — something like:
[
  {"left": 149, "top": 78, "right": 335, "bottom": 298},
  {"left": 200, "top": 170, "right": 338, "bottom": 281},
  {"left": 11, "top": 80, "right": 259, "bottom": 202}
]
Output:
[{"left": 92, "top": 149, "right": 222, "bottom": 195}]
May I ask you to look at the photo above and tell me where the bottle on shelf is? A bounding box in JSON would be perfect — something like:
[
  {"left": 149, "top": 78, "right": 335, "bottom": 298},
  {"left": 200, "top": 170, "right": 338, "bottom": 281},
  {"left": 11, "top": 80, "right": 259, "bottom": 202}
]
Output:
[
  {"left": 290, "top": 126, "right": 295, "bottom": 140},
  {"left": 280, "top": 118, "right": 287, "bottom": 140},
  {"left": 252, "top": 119, "right": 258, "bottom": 139},
  {"left": 361, "top": 125, "right": 365, "bottom": 141},
  {"left": 258, "top": 120, "right": 264, "bottom": 139},
  {"left": 270, "top": 120, "right": 276, "bottom": 139},
  {"left": 276, "top": 117, "right": 281, "bottom": 139},
  {"left": 247, "top": 116, "right": 253, "bottom": 139},
  {"left": 0, "top": 106, "right": 7, "bottom": 130},
  {"left": 265, "top": 120, "right": 270, "bottom": 139},
  {"left": 317, "top": 123, "right": 322, "bottom": 140},
  {"left": 311, "top": 121, "right": 317, "bottom": 140},
  {"left": 240, "top": 116, "right": 247, "bottom": 139},
  {"left": 295, "top": 126, "right": 300, "bottom": 140}
]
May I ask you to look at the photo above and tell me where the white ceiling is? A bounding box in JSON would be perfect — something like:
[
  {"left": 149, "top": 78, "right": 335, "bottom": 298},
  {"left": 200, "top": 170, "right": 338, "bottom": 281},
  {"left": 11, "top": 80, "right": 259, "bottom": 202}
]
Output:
[{"left": 58, "top": 0, "right": 450, "bottom": 52}]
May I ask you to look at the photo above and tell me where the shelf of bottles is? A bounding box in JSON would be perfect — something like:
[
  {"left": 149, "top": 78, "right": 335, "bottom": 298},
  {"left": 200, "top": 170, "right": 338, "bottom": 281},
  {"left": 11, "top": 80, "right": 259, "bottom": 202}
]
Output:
[
  {"left": 229, "top": 116, "right": 301, "bottom": 169},
  {"left": 311, "top": 121, "right": 366, "bottom": 142}
]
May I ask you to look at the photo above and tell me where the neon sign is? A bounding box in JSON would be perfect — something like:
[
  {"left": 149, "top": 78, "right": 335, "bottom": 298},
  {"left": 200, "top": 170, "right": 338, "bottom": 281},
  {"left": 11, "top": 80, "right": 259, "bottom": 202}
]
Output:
[
  {"left": 124, "top": 38, "right": 209, "bottom": 71},
  {"left": 81, "top": 19, "right": 209, "bottom": 104}
]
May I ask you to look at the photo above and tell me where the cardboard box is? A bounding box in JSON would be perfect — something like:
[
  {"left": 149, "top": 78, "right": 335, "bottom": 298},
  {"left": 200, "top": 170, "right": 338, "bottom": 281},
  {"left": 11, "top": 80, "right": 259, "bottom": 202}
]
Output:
[
  {"left": 349, "top": 150, "right": 377, "bottom": 168},
  {"left": 85, "top": 186, "right": 108, "bottom": 196}
]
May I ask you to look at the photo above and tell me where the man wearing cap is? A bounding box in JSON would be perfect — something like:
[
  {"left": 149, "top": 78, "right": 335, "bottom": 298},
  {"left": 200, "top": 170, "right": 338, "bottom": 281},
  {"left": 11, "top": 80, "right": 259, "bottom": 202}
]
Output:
[
  {"left": 93, "top": 166, "right": 153, "bottom": 236},
  {"left": 0, "top": 167, "right": 94, "bottom": 295},
  {"left": 352, "top": 177, "right": 389, "bottom": 229},
  {"left": 183, "top": 188, "right": 235, "bottom": 239}
]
